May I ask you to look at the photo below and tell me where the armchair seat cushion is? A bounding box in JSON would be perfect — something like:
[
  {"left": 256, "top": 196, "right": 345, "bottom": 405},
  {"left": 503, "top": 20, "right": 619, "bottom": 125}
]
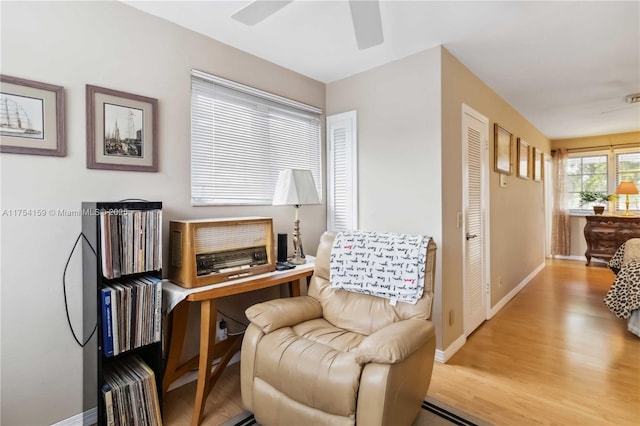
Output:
[
  {"left": 254, "top": 322, "right": 363, "bottom": 417},
  {"left": 293, "top": 318, "right": 366, "bottom": 352}
]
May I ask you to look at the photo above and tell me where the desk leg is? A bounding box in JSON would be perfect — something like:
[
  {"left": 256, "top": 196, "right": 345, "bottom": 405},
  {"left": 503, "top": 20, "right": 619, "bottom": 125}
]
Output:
[
  {"left": 288, "top": 278, "right": 301, "bottom": 297},
  {"left": 288, "top": 275, "right": 312, "bottom": 297},
  {"left": 192, "top": 299, "right": 217, "bottom": 426},
  {"left": 163, "top": 301, "right": 189, "bottom": 396}
]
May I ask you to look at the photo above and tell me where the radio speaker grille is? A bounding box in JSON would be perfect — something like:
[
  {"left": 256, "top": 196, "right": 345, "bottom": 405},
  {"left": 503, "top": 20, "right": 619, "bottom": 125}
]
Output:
[
  {"left": 171, "top": 230, "right": 183, "bottom": 267},
  {"left": 194, "top": 222, "right": 270, "bottom": 253}
]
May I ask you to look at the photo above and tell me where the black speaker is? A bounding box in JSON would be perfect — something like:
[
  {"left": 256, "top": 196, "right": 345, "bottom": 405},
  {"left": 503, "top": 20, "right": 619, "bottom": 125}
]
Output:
[{"left": 277, "top": 233, "right": 288, "bottom": 262}]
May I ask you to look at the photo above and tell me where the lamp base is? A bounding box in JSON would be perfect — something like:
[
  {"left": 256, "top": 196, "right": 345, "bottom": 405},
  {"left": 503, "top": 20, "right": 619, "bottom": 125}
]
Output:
[
  {"left": 623, "top": 196, "right": 634, "bottom": 216},
  {"left": 288, "top": 254, "right": 306, "bottom": 265}
]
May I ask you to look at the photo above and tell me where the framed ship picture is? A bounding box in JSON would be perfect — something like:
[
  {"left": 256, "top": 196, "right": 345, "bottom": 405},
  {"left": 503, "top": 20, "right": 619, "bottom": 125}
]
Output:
[
  {"left": 86, "top": 85, "right": 158, "bottom": 172},
  {"left": 0, "top": 75, "right": 65, "bottom": 156}
]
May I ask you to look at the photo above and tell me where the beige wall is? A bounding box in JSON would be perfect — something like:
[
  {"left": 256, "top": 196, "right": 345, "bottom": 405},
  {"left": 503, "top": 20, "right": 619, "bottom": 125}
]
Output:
[
  {"left": 551, "top": 130, "right": 640, "bottom": 258},
  {"left": 0, "top": 2, "right": 325, "bottom": 424},
  {"left": 325, "top": 46, "right": 550, "bottom": 353},
  {"left": 326, "top": 48, "right": 444, "bottom": 347},
  {"left": 441, "top": 49, "right": 550, "bottom": 348}
]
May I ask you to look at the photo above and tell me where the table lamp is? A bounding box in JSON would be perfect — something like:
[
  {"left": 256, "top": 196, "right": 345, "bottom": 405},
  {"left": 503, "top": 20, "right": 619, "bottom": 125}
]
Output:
[
  {"left": 615, "top": 181, "right": 638, "bottom": 216},
  {"left": 272, "top": 169, "right": 320, "bottom": 264}
]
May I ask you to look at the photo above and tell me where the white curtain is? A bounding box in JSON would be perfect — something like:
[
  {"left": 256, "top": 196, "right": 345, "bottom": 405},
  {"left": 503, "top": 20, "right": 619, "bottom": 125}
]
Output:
[{"left": 551, "top": 148, "right": 571, "bottom": 255}]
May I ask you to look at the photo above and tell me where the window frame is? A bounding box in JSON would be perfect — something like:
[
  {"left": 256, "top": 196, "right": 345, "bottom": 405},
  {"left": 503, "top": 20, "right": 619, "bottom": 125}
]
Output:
[
  {"left": 613, "top": 148, "right": 640, "bottom": 212},
  {"left": 567, "top": 147, "right": 640, "bottom": 215}
]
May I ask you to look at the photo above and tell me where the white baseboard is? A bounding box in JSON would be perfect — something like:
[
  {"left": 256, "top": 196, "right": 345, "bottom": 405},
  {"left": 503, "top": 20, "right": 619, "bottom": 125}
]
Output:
[
  {"left": 54, "top": 351, "right": 241, "bottom": 426},
  {"left": 489, "top": 261, "right": 545, "bottom": 318},
  {"left": 51, "top": 407, "right": 96, "bottom": 426},
  {"left": 551, "top": 255, "right": 585, "bottom": 262},
  {"left": 551, "top": 255, "right": 607, "bottom": 266},
  {"left": 435, "top": 334, "right": 466, "bottom": 364},
  {"left": 435, "top": 261, "right": 546, "bottom": 363}
]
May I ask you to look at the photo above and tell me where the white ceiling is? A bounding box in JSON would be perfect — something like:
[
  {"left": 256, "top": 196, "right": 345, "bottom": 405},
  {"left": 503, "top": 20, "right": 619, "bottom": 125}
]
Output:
[{"left": 125, "top": 0, "right": 640, "bottom": 140}]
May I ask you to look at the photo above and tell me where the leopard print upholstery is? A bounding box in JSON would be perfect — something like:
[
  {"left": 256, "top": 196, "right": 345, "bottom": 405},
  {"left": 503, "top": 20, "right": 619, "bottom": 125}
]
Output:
[
  {"left": 609, "top": 242, "right": 625, "bottom": 272},
  {"left": 605, "top": 242, "right": 640, "bottom": 319}
]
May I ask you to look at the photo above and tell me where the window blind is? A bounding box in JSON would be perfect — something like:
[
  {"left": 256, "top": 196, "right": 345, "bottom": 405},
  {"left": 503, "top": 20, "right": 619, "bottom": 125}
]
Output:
[
  {"left": 615, "top": 151, "right": 640, "bottom": 211},
  {"left": 327, "top": 111, "right": 358, "bottom": 231},
  {"left": 191, "top": 70, "right": 322, "bottom": 205}
]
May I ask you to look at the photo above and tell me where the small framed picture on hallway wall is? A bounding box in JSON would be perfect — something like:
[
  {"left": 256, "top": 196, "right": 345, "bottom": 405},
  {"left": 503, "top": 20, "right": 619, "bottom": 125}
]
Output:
[
  {"left": 517, "top": 137, "right": 529, "bottom": 179},
  {"left": 494, "top": 123, "right": 512, "bottom": 175}
]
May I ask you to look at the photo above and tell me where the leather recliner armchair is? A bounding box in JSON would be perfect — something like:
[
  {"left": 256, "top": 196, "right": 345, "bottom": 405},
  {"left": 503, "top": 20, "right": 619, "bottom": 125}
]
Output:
[{"left": 240, "top": 231, "right": 437, "bottom": 426}]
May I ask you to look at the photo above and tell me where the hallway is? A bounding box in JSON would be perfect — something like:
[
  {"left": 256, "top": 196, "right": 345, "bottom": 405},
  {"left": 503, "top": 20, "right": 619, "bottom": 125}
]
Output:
[{"left": 428, "top": 259, "right": 640, "bottom": 425}]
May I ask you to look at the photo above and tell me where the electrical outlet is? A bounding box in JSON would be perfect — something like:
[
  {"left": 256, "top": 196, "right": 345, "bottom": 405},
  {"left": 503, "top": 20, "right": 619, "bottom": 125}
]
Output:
[
  {"left": 498, "top": 276, "right": 502, "bottom": 287},
  {"left": 449, "top": 309, "right": 454, "bottom": 326},
  {"left": 216, "top": 319, "right": 228, "bottom": 342}
]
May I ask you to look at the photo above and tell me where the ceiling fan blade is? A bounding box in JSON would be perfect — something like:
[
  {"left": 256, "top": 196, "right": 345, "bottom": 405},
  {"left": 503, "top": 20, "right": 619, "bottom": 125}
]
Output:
[
  {"left": 232, "top": 0, "right": 293, "bottom": 26},
  {"left": 348, "top": 0, "right": 384, "bottom": 50}
]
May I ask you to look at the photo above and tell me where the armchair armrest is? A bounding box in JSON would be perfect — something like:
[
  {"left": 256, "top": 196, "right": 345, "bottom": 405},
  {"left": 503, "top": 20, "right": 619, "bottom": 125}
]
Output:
[
  {"left": 245, "top": 296, "right": 323, "bottom": 334},
  {"left": 356, "top": 319, "right": 435, "bottom": 365}
]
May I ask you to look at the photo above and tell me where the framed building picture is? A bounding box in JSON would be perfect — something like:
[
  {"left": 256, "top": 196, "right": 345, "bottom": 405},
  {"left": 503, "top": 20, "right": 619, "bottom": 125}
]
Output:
[
  {"left": 494, "top": 123, "right": 512, "bottom": 175},
  {"left": 517, "top": 138, "right": 529, "bottom": 179},
  {"left": 0, "top": 75, "right": 65, "bottom": 156},
  {"left": 86, "top": 85, "right": 158, "bottom": 172}
]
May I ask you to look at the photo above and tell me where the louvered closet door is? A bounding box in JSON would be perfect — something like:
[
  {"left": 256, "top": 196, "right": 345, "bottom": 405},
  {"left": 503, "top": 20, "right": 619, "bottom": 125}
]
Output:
[
  {"left": 463, "top": 106, "right": 489, "bottom": 336},
  {"left": 327, "top": 111, "right": 357, "bottom": 232}
]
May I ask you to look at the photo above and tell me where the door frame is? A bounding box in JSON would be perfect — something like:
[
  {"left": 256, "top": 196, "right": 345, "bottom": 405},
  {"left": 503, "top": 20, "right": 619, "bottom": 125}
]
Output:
[{"left": 461, "top": 104, "right": 491, "bottom": 336}]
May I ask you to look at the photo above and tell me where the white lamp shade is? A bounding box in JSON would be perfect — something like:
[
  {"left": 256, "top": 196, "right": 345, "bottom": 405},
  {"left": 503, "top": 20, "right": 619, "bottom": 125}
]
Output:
[{"left": 272, "top": 169, "right": 321, "bottom": 205}]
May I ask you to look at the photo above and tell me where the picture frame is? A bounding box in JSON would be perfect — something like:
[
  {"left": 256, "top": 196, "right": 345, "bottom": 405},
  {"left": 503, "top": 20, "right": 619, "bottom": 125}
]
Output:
[
  {"left": 538, "top": 151, "right": 545, "bottom": 181},
  {"left": 86, "top": 85, "right": 158, "bottom": 172},
  {"left": 0, "top": 75, "right": 65, "bottom": 156},
  {"left": 532, "top": 147, "right": 542, "bottom": 182},
  {"left": 517, "top": 138, "right": 529, "bottom": 179},
  {"left": 494, "top": 123, "right": 512, "bottom": 175}
]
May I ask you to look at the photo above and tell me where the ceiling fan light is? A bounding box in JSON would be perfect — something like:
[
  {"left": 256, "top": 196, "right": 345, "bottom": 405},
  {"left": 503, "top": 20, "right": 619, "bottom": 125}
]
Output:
[{"left": 625, "top": 93, "right": 640, "bottom": 104}]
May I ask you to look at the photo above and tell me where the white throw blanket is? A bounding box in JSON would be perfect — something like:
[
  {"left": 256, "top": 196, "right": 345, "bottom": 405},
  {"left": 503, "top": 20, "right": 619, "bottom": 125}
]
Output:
[{"left": 330, "top": 231, "right": 430, "bottom": 305}]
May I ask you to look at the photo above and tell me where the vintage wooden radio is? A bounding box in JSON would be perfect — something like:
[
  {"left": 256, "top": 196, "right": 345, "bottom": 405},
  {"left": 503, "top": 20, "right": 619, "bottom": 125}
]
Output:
[{"left": 168, "top": 217, "right": 275, "bottom": 288}]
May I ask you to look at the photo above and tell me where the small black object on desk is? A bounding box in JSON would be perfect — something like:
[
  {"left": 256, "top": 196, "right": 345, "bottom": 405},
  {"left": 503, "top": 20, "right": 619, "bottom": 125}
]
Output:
[{"left": 276, "top": 261, "right": 296, "bottom": 271}]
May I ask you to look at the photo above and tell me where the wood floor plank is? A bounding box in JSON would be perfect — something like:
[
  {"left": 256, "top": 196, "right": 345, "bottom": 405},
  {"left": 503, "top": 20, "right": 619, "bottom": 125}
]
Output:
[{"left": 164, "top": 259, "right": 640, "bottom": 425}]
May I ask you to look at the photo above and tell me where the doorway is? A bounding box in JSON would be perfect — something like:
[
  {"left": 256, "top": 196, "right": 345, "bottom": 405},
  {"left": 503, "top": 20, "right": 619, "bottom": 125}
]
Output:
[{"left": 462, "top": 105, "right": 490, "bottom": 336}]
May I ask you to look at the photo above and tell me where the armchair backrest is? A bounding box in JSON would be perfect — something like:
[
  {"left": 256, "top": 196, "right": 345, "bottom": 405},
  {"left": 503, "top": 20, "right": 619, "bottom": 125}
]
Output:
[
  {"left": 308, "top": 231, "right": 437, "bottom": 336},
  {"left": 623, "top": 238, "right": 640, "bottom": 266}
]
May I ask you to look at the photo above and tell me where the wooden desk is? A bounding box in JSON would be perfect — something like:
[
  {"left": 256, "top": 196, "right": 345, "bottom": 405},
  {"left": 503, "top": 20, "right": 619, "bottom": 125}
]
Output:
[
  {"left": 162, "top": 260, "right": 315, "bottom": 426},
  {"left": 584, "top": 215, "right": 640, "bottom": 265}
]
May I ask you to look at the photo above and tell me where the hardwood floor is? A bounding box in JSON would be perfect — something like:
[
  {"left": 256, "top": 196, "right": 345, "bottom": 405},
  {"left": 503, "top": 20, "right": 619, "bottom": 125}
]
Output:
[{"left": 164, "top": 259, "right": 640, "bottom": 426}]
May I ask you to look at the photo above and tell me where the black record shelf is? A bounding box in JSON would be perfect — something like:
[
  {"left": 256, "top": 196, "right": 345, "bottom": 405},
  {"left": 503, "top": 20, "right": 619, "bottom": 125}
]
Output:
[{"left": 82, "top": 201, "right": 164, "bottom": 426}]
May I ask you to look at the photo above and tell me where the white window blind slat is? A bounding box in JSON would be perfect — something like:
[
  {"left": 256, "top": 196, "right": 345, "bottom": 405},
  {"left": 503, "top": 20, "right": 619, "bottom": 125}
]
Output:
[
  {"left": 327, "top": 111, "right": 357, "bottom": 232},
  {"left": 191, "top": 71, "right": 322, "bottom": 205},
  {"left": 615, "top": 151, "right": 640, "bottom": 211}
]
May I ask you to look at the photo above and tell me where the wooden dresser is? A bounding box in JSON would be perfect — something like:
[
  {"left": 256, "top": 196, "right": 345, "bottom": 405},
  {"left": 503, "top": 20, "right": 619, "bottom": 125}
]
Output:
[{"left": 584, "top": 215, "right": 640, "bottom": 265}]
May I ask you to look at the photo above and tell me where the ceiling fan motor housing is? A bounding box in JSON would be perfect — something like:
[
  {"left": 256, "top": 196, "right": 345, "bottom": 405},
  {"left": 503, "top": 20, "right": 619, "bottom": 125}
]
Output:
[{"left": 625, "top": 93, "right": 640, "bottom": 104}]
